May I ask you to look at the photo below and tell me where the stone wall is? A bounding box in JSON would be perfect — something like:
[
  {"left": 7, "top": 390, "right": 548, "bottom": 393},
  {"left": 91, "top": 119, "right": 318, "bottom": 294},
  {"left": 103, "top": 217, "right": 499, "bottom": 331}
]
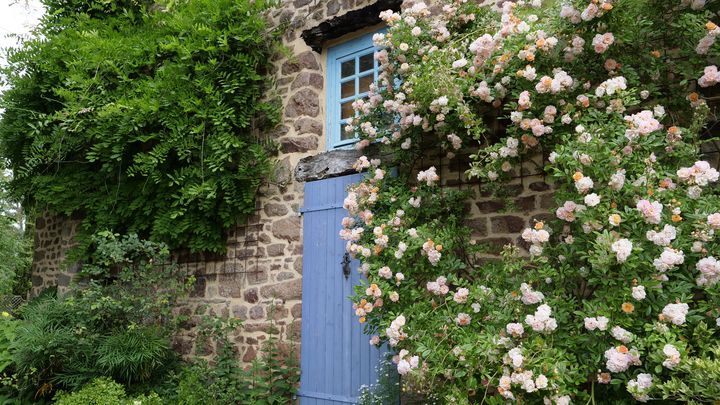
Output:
[
  {"left": 171, "top": 0, "right": 393, "bottom": 363},
  {"left": 30, "top": 212, "right": 80, "bottom": 297},
  {"left": 28, "top": 0, "right": 554, "bottom": 365}
]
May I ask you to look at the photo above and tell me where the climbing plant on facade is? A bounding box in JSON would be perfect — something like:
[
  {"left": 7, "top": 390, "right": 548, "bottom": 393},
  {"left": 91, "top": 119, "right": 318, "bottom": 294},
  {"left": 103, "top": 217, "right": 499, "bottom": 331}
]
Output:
[
  {"left": 0, "top": 0, "right": 280, "bottom": 253},
  {"left": 344, "top": 0, "right": 720, "bottom": 403}
]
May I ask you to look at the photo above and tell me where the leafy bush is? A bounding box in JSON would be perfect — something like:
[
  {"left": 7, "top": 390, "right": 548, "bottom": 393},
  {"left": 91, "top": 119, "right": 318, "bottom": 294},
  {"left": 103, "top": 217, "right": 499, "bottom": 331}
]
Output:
[
  {"left": 655, "top": 344, "right": 720, "bottom": 403},
  {"left": 0, "top": 0, "right": 281, "bottom": 253},
  {"left": 9, "top": 233, "right": 190, "bottom": 399},
  {"left": 0, "top": 221, "right": 31, "bottom": 299},
  {"left": 357, "top": 358, "right": 401, "bottom": 405},
  {"left": 172, "top": 316, "right": 299, "bottom": 405},
  {"left": 54, "top": 378, "right": 127, "bottom": 405},
  {"left": 53, "top": 377, "right": 162, "bottom": 405},
  {"left": 344, "top": 0, "right": 720, "bottom": 403},
  {"left": 0, "top": 163, "right": 32, "bottom": 298},
  {"left": 0, "top": 313, "right": 17, "bottom": 376}
]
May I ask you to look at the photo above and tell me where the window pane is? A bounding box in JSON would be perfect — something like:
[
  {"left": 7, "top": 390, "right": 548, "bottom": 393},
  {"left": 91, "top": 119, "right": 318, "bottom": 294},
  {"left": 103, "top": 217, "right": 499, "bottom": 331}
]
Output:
[
  {"left": 341, "top": 101, "right": 354, "bottom": 119},
  {"left": 341, "top": 59, "right": 355, "bottom": 78},
  {"left": 340, "top": 123, "right": 356, "bottom": 141},
  {"left": 359, "top": 53, "right": 374, "bottom": 73},
  {"left": 341, "top": 80, "right": 355, "bottom": 99},
  {"left": 358, "top": 74, "right": 374, "bottom": 94}
]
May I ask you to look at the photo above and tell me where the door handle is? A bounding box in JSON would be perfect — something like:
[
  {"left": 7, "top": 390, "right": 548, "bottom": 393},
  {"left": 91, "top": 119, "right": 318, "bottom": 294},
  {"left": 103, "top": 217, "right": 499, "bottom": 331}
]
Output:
[{"left": 341, "top": 252, "right": 351, "bottom": 280}]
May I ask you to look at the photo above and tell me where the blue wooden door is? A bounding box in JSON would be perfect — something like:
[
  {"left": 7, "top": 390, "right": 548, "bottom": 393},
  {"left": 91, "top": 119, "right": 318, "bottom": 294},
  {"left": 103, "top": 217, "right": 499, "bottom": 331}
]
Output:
[{"left": 298, "top": 174, "right": 382, "bottom": 404}]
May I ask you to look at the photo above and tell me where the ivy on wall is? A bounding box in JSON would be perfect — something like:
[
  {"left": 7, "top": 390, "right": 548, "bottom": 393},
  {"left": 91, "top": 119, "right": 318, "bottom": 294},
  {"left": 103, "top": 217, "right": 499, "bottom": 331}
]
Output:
[{"left": 0, "top": 0, "right": 280, "bottom": 253}]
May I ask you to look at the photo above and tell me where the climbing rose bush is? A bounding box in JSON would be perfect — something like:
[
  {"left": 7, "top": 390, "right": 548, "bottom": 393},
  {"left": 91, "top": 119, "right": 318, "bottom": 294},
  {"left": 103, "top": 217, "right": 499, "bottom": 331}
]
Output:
[{"left": 343, "top": 0, "right": 720, "bottom": 403}]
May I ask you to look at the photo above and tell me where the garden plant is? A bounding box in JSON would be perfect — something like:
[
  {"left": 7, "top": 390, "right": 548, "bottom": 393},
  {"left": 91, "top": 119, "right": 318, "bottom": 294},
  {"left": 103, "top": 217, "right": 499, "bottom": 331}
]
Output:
[
  {"left": 0, "top": 233, "right": 299, "bottom": 404},
  {"left": 344, "top": 0, "right": 720, "bottom": 403},
  {"left": 0, "top": 0, "right": 281, "bottom": 254}
]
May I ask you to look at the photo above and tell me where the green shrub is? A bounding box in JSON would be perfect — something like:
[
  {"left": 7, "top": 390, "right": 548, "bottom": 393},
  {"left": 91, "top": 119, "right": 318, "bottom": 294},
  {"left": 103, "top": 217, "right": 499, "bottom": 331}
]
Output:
[
  {"left": 358, "top": 359, "right": 401, "bottom": 405},
  {"left": 54, "top": 378, "right": 127, "bottom": 405},
  {"left": 0, "top": 313, "right": 17, "bottom": 375},
  {"left": 96, "top": 327, "right": 171, "bottom": 385},
  {"left": 0, "top": 166, "right": 32, "bottom": 298},
  {"left": 172, "top": 317, "right": 299, "bottom": 405},
  {"left": 0, "top": 0, "right": 281, "bottom": 253},
  {"left": 53, "top": 377, "right": 162, "bottom": 405},
  {"left": 9, "top": 234, "right": 189, "bottom": 399}
]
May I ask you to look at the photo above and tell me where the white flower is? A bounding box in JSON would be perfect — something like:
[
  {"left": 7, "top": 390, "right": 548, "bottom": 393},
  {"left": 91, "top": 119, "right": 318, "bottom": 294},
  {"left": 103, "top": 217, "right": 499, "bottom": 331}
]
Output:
[
  {"left": 636, "top": 199, "right": 663, "bottom": 224},
  {"left": 632, "top": 286, "right": 646, "bottom": 301},
  {"left": 596, "top": 76, "right": 627, "bottom": 97},
  {"left": 521, "top": 228, "right": 550, "bottom": 244},
  {"left": 584, "top": 317, "right": 598, "bottom": 330},
  {"left": 608, "top": 169, "right": 626, "bottom": 191},
  {"left": 699, "top": 65, "right": 720, "bottom": 87},
  {"left": 661, "top": 302, "right": 689, "bottom": 325},
  {"left": 554, "top": 396, "right": 571, "bottom": 405},
  {"left": 506, "top": 347, "right": 524, "bottom": 369},
  {"left": 525, "top": 304, "right": 557, "bottom": 333},
  {"left": 697, "top": 256, "right": 720, "bottom": 286},
  {"left": 426, "top": 276, "right": 449, "bottom": 295},
  {"left": 454, "top": 287, "right": 469, "bottom": 303},
  {"left": 611, "top": 326, "right": 634, "bottom": 343},
  {"left": 662, "top": 344, "right": 680, "bottom": 369},
  {"left": 455, "top": 312, "right": 471, "bottom": 326},
  {"left": 688, "top": 185, "right": 703, "bottom": 199},
  {"left": 707, "top": 213, "right": 720, "bottom": 229},
  {"left": 592, "top": 32, "right": 615, "bottom": 53},
  {"left": 653, "top": 248, "right": 684, "bottom": 272},
  {"left": 654, "top": 105, "right": 666, "bottom": 117},
  {"left": 417, "top": 166, "right": 439, "bottom": 186},
  {"left": 452, "top": 58, "right": 468, "bottom": 69},
  {"left": 535, "top": 374, "right": 548, "bottom": 390},
  {"left": 386, "top": 314, "right": 407, "bottom": 346},
  {"left": 506, "top": 322, "right": 525, "bottom": 337},
  {"left": 586, "top": 316, "right": 610, "bottom": 331},
  {"left": 520, "top": 65, "right": 537, "bottom": 81},
  {"left": 604, "top": 346, "right": 642, "bottom": 373},
  {"left": 397, "top": 359, "right": 411, "bottom": 375},
  {"left": 646, "top": 224, "right": 677, "bottom": 246},
  {"left": 597, "top": 316, "right": 610, "bottom": 330},
  {"left": 624, "top": 110, "right": 662, "bottom": 139},
  {"left": 611, "top": 239, "right": 633, "bottom": 263},
  {"left": 677, "top": 161, "right": 719, "bottom": 186},
  {"left": 627, "top": 373, "right": 653, "bottom": 402},
  {"left": 584, "top": 193, "right": 601, "bottom": 207},
  {"left": 575, "top": 176, "right": 594, "bottom": 194},
  {"left": 520, "top": 283, "right": 544, "bottom": 304}
]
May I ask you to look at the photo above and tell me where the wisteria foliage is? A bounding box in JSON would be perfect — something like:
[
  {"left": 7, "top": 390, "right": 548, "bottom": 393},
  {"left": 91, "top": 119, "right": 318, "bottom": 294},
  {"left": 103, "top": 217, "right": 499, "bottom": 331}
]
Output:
[{"left": 342, "top": 0, "right": 720, "bottom": 403}]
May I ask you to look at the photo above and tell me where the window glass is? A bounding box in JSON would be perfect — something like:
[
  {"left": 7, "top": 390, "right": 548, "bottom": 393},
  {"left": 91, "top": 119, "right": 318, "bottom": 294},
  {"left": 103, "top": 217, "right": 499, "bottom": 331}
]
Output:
[{"left": 326, "top": 30, "right": 384, "bottom": 150}]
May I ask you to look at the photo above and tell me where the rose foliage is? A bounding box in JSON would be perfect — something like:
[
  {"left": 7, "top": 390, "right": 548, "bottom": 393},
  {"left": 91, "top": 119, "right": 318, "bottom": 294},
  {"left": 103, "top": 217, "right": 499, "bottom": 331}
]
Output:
[{"left": 343, "top": 0, "right": 720, "bottom": 403}]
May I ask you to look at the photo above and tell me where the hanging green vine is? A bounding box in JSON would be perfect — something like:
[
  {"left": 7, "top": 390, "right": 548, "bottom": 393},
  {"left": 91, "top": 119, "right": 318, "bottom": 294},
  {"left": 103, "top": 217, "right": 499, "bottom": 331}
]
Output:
[{"left": 0, "top": 0, "right": 281, "bottom": 253}]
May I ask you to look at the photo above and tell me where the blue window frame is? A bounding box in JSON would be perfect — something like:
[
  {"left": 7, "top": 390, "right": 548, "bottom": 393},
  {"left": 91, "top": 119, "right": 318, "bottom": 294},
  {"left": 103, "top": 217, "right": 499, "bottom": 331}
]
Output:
[{"left": 326, "top": 30, "right": 384, "bottom": 150}]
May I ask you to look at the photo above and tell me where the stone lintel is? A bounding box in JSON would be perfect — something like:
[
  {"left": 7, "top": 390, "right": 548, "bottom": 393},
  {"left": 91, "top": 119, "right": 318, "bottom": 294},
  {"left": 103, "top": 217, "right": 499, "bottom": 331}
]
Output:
[
  {"left": 300, "top": 0, "right": 403, "bottom": 53},
  {"left": 294, "top": 148, "right": 363, "bottom": 182}
]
